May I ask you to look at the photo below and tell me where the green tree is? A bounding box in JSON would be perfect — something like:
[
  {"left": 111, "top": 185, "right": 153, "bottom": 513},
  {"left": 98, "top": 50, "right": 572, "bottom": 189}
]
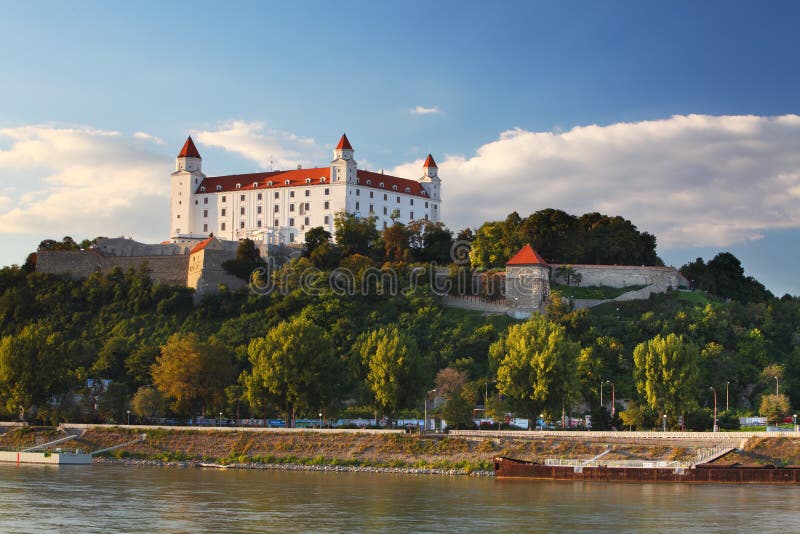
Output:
[
  {"left": 440, "top": 387, "right": 476, "bottom": 430},
  {"left": 760, "top": 393, "right": 790, "bottom": 426},
  {"left": 489, "top": 314, "right": 581, "bottom": 421},
  {"left": 247, "top": 316, "right": 341, "bottom": 426},
  {"left": 151, "top": 333, "right": 234, "bottom": 418},
  {"left": 131, "top": 385, "right": 166, "bottom": 421},
  {"left": 358, "top": 326, "right": 429, "bottom": 423},
  {"left": 334, "top": 211, "right": 379, "bottom": 258},
  {"left": 304, "top": 226, "right": 332, "bottom": 257},
  {"left": 633, "top": 333, "right": 701, "bottom": 421}
]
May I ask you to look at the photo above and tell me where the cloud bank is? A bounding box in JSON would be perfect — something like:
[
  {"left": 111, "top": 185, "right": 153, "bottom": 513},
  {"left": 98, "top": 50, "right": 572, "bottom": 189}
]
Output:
[
  {"left": 392, "top": 114, "right": 800, "bottom": 249},
  {"left": 0, "top": 125, "right": 170, "bottom": 241},
  {"left": 410, "top": 105, "right": 441, "bottom": 115}
]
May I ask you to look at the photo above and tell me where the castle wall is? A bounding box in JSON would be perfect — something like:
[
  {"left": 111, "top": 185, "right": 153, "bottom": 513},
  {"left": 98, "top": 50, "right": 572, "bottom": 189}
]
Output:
[
  {"left": 550, "top": 264, "right": 688, "bottom": 290},
  {"left": 37, "top": 250, "right": 189, "bottom": 286}
]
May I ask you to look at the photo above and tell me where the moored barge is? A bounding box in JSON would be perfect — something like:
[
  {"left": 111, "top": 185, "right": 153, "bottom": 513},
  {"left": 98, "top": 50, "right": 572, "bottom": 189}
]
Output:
[{"left": 494, "top": 456, "right": 800, "bottom": 484}]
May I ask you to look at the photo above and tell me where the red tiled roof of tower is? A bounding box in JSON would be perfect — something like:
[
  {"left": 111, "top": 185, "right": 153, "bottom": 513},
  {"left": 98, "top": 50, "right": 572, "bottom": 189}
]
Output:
[
  {"left": 197, "top": 167, "right": 430, "bottom": 198},
  {"left": 423, "top": 154, "right": 437, "bottom": 168},
  {"left": 336, "top": 134, "right": 353, "bottom": 150},
  {"left": 178, "top": 136, "right": 201, "bottom": 159},
  {"left": 190, "top": 236, "right": 215, "bottom": 254},
  {"left": 506, "top": 244, "right": 548, "bottom": 266}
]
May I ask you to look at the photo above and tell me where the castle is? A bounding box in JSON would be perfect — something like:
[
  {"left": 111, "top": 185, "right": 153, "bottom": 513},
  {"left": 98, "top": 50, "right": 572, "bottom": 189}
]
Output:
[{"left": 170, "top": 134, "right": 442, "bottom": 245}]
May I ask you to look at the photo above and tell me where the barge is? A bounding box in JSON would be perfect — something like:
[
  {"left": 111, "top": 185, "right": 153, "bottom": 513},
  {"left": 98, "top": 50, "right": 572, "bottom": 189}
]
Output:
[{"left": 494, "top": 456, "right": 800, "bottom": 484}]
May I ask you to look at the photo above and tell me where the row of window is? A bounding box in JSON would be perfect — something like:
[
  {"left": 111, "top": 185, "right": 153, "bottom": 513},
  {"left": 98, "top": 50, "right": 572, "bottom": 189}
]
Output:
[
  {"left": 212, "top": 188, "right": 331, "bottom": 204},
  {"left": 211, "top": 201, "right": 332, "bottom": 219},
  {"left": 210, "top": 214, "right": 332, "bottom": 234},
  {"left": 201, "top": 177, "right": 330, "bottom": 193}
]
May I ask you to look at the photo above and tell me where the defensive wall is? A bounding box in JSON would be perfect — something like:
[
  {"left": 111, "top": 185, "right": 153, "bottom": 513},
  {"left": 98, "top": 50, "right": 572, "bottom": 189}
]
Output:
[
  {"left": 37, "top": 250, "right": 190, "bottom": 286},
  {"left": 550, "top": 264, "right": 689, "bottom": 290}
]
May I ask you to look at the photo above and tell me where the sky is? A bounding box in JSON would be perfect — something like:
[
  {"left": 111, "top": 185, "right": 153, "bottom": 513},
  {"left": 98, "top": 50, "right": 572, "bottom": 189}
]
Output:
[{"left": 1, "top": 1, "right": 799, "bottom": 295}]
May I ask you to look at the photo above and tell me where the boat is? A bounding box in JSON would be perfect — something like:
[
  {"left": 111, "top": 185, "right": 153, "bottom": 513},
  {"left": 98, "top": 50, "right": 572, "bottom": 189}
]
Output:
[{"left": 493, "top": 456, "right": 800, "bottom": 484}]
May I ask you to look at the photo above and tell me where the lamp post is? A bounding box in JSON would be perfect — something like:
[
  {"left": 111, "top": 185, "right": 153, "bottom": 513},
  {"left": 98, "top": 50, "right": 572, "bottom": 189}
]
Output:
[
  {"left": 539, "top": 414, "right": 544, "bottom": 431},
  {"left": 319, "top": 412, "right": 323, "bottom": 429},
  {"left": 607, "top": 381, "right": 615, "bottom": 419},
  {"left": 662, "top": 414, "right": 667, "bottom": 432},
  {"left": 794, "top": 414, "right": 797, "bottom": 432},
  {"left": 709, "top": 386, "right": 718, "bottom": 432},
  {"left": 127, "top": 410, "right": 130, "bottom": 426},
  {"left": 775, "top": 376, "right": 780, "bottom": 397},
  {"left": 219, "top": 412, "right": 223, "bottom": 427},
  {"left": 725, "top": 381, "right": 730, "bottom": 412},
  {"left": 423, "top": 389, "right": 436, "bottom": 434},
  {"left": 600, "top": 381, "right": 604, "bottom": 411}
]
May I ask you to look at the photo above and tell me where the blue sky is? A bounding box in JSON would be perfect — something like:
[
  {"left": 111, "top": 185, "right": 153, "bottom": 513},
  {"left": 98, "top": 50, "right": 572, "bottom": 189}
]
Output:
[{"left": 1, "top": 1, "right": 799, "bottom": 294}]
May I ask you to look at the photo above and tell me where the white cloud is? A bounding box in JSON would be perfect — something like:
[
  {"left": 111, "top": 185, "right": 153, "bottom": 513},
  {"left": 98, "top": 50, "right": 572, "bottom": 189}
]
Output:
[
  {"left": 192, "top": 120, "right": 322, "bottom": 170},
  {"left": 133, "top": 131, "right": 165, "bottom": 145},
  {"left": 391, "top": 114, "right": 800, "bottom": 249},
  {"left": 410, "top": 105, "right": 441, "bottom": 115},
  {"left": 0, "top": 125, "right": 170, "bottom": 241}
]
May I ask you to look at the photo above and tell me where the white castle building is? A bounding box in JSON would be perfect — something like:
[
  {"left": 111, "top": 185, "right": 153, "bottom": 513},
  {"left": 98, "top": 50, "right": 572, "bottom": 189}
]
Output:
[{"left": 170, "top": 134, "right": 442, "bottom": 245}]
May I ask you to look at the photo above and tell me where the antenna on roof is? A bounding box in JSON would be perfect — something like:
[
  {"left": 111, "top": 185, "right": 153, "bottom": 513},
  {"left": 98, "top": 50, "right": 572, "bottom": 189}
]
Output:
[{"left": 268, "top": 156, "right": 274, "bottom": 172}]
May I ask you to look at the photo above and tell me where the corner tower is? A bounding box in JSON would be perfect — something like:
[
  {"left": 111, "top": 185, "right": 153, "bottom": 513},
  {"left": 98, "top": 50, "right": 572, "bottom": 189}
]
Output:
[
  {"left": 419, "top": 154, "right": 441, "bottom": 201},
  {"left": 331, "top": 133, "right": 357, "bottom": 183},
  {"left": 170, "top": 136, "right": 205, "bottom": 237}
]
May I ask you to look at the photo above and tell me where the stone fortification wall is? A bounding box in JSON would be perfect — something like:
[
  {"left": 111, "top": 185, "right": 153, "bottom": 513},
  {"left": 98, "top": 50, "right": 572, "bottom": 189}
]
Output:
[
  {"left": 550, "top": 264, "right": 688, "bottom": 290},
  {"left": 95, "top": 237, "right": 187, "bottom": 257},
  {"left": 190, "top": 249, "right": 247, "bottom": 296},
  {"left": 37, "top": 250, "right": 189, "bottom": 286}
]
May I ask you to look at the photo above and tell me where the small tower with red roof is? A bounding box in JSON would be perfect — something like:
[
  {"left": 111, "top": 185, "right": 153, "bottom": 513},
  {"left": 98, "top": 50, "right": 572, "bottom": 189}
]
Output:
[
  {"left": 505, "top": 244, "right": 551, "bottom": 314},
  {"left": 419, "top": 154, "right": 441, "bottom": 202},
  {"left": 170, "top": 136, "right": 206, "bottom": 238},
  {"left": 331, "top": 133, "right": 358, "bottom": 184}
]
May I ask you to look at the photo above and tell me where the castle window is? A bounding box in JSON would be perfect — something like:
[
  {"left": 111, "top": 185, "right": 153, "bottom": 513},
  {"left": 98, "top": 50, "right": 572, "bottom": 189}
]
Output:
[
  {"left": 304, "top": 217, "right": 309, "bottom": 225},
  {"left": 268, "top": 181, "right": 273, "bottom": 186},
  {"left": 217, "top": 186, "right": 222, "bottom": 192},
  {"left": 290, "top": 204, "right": 295, "bottom": 212},
  {"left": 257, "top": 220, "right": 262, "bottom": 228},
  {"left": 240, "top": 207, "right": 245, "bottom": 215},
  {"left": 257, "top": 193, "right": 262, "bottom": 201},
  {"left": 392, "top": 185, "right": 398, "bottom": 191},
  {"left": 221, "top": 223, "right": 226, "bottom": 231},
  {"left": 304, "top": 202, "right": 310, "bottom": 210},
  {"left": 195, "top": 200, "right": 198, "bottom": 205},
  {"left": 236, "top": 183, "right": 241, "bottom": 189},
  {"left": 324, "top": 215, "right": 329, "bottom": 224},
  {"left": 221, "top": 195, "right": 226, "bottom": 202},
  {"left": 305, "top": 189, "right": 310, "bottom": 197},
  {"left": 274, "top": 205, "right": 279, "bottom": 213},
  {"left": 240, "top": 221, "right": 245, "bottom": 229},
  {"left": 324, "top": 188, "right": 330, "bottom": 195},
  {"left": 366, "top": 179, "right": 372, "bottom": 185},
  {"left": 257, "top": 206, "right": 262, "bottom": 214},
  {"left": 200, "top": 186, "right": 206, "bottom": 192},
  {"left": 410, "top": 199, "right": 414, "bottom": 206},
  {"left": 369, "top": 191, "right": 373, "bottom": 199},
  {"left": 405, "top": 187, "right": 411, "bottom": 193},
  {"left": 253, "top": 182, "right": 259, "bottom": 188},
  {"left": 355, "top": 178, "right": 360, "bottom": 184},
  {"left": 410, "top": 211, "right": 414, "bottom": 219},
  {"left": 383, "top": 194, "right": 387, "bottom": 201},
  {"left": 289, "top": 233, "right": 295, "bottom": 243},
  {"left": 274, "top": 219, "right": 279, "bottom": 227},
  {"left": 285, "top": 180, "right": 290, "bottom": 185},
  {"left": 369, "top": 204, "right": 374, "bottom": 214},
  {"left": 176, "top": 214, "right": 180, "bottom": 219},
  {"left": 204, "top": 197, "right": 208, "bottom": 204},
  {"left": 324, "top": 201, "right": 329, "bottom": 209},
  {"left": 396, "top": 196, "right": 400, "bottom": 203},
  {"left": 383, "top": 206, "right": 387, "bottom": 215},
  {"left": 425, "top": 201, "right": 428, "bottom": 208},
  {"left": 274, "top": 192, "right": 279, "bottom": 199},
  {"left": 305, "top": 178, "right": 311, "bottom": 184},
  {"left": 290, "top": 191, "right": 295, "bottom": 198},
  {"left": 320, "top": 177, "right": 326, "bottom": 183},
  {"left": 203, "top": 224, "right": 208, "bottom": 232},
  {"left": 379, "top": 182, "right": 384, "bottom": 188},
  {"left": 383, "top": 221, "right": 387, "bottom": 229},
  {"left": 240, "top": 194, "right": 245, "bottom": 202},
  {"left": 356, "top": 189, "right": 360, "bottom": 197},
  {"left": 221, "top": 209, "right": 226, "bottom": 217},
  {"left": 289, "top": 218, "right": 295, "bottom": 226},
  {"left": 424, "top": 213, "right": 428, "bottom": 220},
  {"left": 355, "top": 202, "right": 360, "bottom": 211},
  {"left": 203, "top": 210, "right": 208, "bottom": 218}
]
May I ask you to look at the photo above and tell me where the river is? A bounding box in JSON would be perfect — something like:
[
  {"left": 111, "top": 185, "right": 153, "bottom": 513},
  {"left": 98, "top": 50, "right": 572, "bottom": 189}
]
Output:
[{"left": 1, "top": 464, "right": 798, "bottom": 532}]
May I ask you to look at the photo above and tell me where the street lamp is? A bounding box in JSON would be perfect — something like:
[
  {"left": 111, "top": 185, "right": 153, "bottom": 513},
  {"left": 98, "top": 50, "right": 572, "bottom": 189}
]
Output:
[
  {"left": 127, "top": 410, "right": 130, "bottom": 426},
  {"left": 725, "top": 381, "right": 730, "bottom": 412},
  {"left": 600, "top": 381, "right": 604, "bottom": 411},
  {"left": 606, "top": 381, "right": 615, "bottom": 419},
  {"left": 709, "top": 386, "right": 718, "bottom": 432},
  {"left": 423, "top": 389, "right": 436, "bottom": 434},
  {"left": 662, "top": 414, "right": 667, "bottom": 432},
  {"left": 539, "top": 414, "right": 544, "bottom": 431},
  {"left": 219, "top": 412, "right": 223, "bottom": 427},
  {"left": 775, "top": 376, "right": 780, "bottom": 397},
  {"left": 319, "top": 412, "right": 323, "bottom": 429},
  {"left": 794, "top": 414, "right": 798, "bottom": 432}
]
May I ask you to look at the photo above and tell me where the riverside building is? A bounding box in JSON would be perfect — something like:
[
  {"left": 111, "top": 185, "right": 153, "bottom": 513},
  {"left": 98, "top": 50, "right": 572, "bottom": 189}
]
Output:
[{"left": 170, "top": 134, "right": 442, "bottom": 245}]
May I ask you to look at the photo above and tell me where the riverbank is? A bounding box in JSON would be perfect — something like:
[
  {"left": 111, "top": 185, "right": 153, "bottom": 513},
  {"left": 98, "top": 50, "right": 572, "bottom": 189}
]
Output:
[{"left": 4, "top": 425, "right": 800, "bottom": 475}]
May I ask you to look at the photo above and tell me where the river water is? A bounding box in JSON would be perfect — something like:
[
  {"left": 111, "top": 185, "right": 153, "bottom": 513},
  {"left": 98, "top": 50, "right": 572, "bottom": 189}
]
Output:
[{"left": 1, "top": 464, "right": 798, "bottom": 533}]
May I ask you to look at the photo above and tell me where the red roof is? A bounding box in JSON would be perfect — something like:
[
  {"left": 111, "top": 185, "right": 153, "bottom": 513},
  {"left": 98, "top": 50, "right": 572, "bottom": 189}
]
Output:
[
  {"left": 189, "top": 236, "right": 215, "bottom": 254},
  {"left": 178, "top": 136, "right": 201, "bottom": 159},
  {"left": 506, "top": 244, "right": 548, "bottom": 266},
  {"left": 197, "top": 167, "right": 429, "bottom": 198},
  {"left": 336, "top": 134, "right": 353, "bottom": 150},
  {"left": 423, "top": 154, "right": 437, "bottom": 168}
]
